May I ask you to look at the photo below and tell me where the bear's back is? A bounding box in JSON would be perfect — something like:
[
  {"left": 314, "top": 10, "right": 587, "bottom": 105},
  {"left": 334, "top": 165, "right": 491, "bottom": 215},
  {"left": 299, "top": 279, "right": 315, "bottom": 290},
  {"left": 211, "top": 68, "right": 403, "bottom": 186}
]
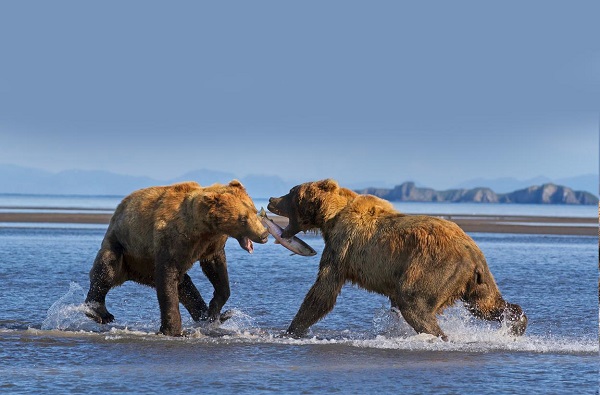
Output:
[
  {"left": 331, "top": 194, "right": 397, "bottom": 240},
  {"left": 170, "top": 181, "right": 201, "bottom": 193},
  {"left": 117, "top": 182, "right": 200, "bottom": 213},
  {"left": 346, "top": 194, "right": 397, "bottom": 219},
  {"left": 103, "top": 182, "right": 205, "bottom": 254}
]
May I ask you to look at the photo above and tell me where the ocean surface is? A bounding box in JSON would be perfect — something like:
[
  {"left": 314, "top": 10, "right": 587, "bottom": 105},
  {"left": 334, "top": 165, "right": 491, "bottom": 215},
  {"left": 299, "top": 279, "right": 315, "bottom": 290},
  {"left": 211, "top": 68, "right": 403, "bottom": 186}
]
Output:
[{"left": 0, "top": 195, "right": 598, "bottom": 394}]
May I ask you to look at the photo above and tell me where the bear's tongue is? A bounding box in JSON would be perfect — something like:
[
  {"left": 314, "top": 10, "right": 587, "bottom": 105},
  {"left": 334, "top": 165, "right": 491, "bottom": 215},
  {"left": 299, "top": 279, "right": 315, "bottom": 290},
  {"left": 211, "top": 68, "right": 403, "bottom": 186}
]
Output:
[{"left": 238, "top": 236, "right": 254, "bottom": 254}]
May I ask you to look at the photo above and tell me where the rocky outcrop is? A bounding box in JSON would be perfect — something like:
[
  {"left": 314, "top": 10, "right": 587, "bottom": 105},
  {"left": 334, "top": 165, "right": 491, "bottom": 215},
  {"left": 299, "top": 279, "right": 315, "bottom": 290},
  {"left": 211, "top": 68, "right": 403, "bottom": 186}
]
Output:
[
  {"left": 356, "top": 182, "right": 598, "bottom": 205},
  {"left": 499, "top": 183, "right": 596, "bottom": 204}
]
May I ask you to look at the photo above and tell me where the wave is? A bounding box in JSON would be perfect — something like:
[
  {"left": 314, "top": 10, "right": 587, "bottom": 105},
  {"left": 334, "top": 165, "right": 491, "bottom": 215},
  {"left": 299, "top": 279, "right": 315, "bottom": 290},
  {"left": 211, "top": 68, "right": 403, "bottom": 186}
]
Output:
[{"left": 0, "top": 281, "right": 591, "bottom": 355}]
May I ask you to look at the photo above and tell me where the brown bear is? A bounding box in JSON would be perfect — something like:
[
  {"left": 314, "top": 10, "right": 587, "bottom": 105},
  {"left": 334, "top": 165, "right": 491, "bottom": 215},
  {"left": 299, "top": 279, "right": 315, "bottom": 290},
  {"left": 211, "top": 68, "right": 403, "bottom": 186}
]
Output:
[
  {"left": 267, "top": 179, "right": 527, "bottom": 341},
  {"left": 85, "top": 180, "right": 268, "bottom": 336}
]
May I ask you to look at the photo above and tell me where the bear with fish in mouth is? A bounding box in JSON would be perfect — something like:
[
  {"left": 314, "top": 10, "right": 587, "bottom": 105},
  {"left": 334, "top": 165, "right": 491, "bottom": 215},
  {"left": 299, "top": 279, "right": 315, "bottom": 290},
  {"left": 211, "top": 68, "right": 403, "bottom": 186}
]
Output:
[
  {"left": 268, "top": 179, "right": 527, "bottom": 341},
  {"left": 85, "top": 180, "right": 269, "bottom": 336}
]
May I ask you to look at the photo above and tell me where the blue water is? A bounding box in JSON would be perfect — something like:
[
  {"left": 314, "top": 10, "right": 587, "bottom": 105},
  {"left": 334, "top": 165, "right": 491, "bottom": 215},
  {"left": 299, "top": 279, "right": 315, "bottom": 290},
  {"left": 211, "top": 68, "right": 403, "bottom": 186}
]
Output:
[{"left": 0, "top": 196, "right": 598, "bottom": 394}]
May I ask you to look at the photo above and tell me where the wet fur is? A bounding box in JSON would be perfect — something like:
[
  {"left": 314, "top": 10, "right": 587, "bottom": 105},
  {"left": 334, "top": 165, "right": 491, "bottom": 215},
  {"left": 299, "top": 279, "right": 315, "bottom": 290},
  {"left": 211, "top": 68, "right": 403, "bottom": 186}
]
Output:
[
  {"left": 268, "top": 179, "right": 527, "bottom": 340},
  {"left": 85, "top": 180, "right": 268, "bottom": 336}
]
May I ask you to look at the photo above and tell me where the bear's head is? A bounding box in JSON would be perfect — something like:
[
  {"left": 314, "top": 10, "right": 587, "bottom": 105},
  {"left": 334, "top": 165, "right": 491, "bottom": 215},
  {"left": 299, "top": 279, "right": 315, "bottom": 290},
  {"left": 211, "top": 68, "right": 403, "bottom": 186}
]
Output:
[
  {"left": 267, "top": 179, "right": 356, "bottom": 238},
  {"left": 203, "top": 180, "right": 269, "bottom": 253}
]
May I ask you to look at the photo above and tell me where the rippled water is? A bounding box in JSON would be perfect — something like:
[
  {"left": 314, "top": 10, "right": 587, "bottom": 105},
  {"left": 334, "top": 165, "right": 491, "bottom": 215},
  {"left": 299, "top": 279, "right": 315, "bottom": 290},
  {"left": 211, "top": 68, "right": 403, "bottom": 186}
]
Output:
[{"left": 0, "top": 224, "right": 598, "bottom": 394}]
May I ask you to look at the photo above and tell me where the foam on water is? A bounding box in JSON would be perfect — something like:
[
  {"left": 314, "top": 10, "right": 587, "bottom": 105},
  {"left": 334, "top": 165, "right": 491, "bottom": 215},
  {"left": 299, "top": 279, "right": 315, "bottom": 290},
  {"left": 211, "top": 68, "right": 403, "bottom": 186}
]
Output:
[{"left": 35, "top": 283, "right": 597, "bottom": 355}]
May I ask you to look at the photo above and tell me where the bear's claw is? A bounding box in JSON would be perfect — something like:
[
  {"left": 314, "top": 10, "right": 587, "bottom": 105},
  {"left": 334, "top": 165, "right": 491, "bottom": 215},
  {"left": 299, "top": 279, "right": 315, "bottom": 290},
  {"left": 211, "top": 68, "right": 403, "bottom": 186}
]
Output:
[
  {"left": 84, "top": 302, "right": 115, "bottom": 324},
  {"left": 219, "top": 309, "right": 234, "bottom": 323},
  {"left": 201, "top": 309, "right": 234, "bottom": 324}
]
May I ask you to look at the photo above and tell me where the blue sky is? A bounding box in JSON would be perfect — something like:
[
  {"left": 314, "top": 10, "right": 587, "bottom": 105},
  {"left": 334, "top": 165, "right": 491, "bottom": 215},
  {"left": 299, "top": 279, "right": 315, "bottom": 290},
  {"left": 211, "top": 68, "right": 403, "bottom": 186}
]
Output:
[{"left": 0, "top": 1, "right": 598, "bottom": 189}]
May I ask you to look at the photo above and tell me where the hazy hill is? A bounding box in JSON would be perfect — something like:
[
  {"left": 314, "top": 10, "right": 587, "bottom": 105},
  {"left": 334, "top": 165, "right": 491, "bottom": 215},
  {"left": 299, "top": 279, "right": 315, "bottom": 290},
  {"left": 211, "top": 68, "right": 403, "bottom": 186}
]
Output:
[
  {"left": 501, "top": 183, "right": 598, "bottom": 205},
  {"left": 0, "top": 164, "right": 293, "bottom": 198},
  {"left": 456, "top": 174, "right": 598, "bottom": 195},
  {"left": 356, "top": 182, "right": 598, "bottom": 205},
  {"left": 0, "top": 164, "right": 596, "bottom": 204}
]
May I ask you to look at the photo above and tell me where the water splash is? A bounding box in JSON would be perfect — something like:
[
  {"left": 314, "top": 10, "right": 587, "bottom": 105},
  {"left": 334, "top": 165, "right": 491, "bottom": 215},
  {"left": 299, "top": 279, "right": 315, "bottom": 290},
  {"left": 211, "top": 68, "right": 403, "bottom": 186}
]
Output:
[
  {"left": 371, "top": 305, "right": 419, "bottom": 338},
  {"left": 37, "top": 285, "right": 597, "bottom": 355},
  {"left": 41, "top": 282, "right": 99, "bottom": 332},
  {"left": 187, "top": 309, "right": 266, "bottom": 339},
  {"left": 363, "top": 305, "right": 598, "bottom": 354},
  {"left": 220, "top": 309, "right": 258, "bottom": 332}
]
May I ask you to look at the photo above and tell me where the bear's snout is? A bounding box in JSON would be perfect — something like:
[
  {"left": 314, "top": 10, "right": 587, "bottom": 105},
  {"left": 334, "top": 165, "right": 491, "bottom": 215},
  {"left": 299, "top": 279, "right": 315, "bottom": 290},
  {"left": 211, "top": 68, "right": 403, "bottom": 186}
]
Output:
[
  {"left": 247, "top": 217, "right": 269, "bottom": 244},
  {"left": 267, "top": 197, "right": 279, "bottom": 212},
  {"left": 258, "top": 230, "right": 269, "bottom": 243},
  {"left": 267, "top": 197, "right": 287, "bottom": 217}
]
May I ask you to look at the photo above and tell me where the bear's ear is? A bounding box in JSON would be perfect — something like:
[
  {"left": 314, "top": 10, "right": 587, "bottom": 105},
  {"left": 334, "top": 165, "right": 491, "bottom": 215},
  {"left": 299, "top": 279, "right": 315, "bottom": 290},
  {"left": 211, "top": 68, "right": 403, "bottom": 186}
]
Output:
[
  {"left": 316, "top": 179, "right": 339, "bottom": 192},
  {"left": 229, "top": 180, "right": 245, "bottom": 189}
]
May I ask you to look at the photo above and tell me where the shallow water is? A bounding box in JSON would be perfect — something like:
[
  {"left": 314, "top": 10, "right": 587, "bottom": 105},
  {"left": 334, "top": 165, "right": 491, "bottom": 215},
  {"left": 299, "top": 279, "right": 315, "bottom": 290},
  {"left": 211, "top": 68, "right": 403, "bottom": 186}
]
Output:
[{"left": 0, "top": 224, "right": 598, "bottom": 394}]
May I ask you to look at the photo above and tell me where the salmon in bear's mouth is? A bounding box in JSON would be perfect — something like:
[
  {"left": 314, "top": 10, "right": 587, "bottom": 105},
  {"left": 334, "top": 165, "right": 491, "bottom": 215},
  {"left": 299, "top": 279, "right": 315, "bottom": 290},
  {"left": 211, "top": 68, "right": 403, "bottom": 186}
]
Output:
[{"left": 238, "top": 236, "right": 254, "bottom": 254}]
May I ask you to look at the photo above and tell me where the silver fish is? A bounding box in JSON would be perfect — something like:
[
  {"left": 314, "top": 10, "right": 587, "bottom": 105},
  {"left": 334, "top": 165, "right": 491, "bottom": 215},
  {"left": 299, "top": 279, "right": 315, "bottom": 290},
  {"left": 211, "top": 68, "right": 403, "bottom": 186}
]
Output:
[{"left": 259, "top": 207, "right": 317, "bottom": 256}]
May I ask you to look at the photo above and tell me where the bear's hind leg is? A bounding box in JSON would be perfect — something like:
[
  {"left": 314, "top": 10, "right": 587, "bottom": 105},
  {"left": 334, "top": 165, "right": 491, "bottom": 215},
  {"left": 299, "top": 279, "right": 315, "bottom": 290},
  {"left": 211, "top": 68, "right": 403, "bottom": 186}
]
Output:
[
  {"left": 85, "top": 246, "right": 124, "bottom": 324},
  {"left": 463, "top": 297, "right": 528, "bottom": 336},
  {"left": 462, "top": 269, "right": 527, "bottom": 336},
  {"left": 200, "top": 252, "right": 232, "bottom": 323},
  {"left": 178, "top": 273, "right": 208, "bottom": 321},
  {"left": 393, "top": 296, "right": 448, "bottom": 341}
]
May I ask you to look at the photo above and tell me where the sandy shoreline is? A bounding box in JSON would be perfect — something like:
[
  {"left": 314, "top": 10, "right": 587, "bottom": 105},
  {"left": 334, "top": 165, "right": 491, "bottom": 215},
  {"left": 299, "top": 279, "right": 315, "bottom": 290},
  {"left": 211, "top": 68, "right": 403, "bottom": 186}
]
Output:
[{"left": 0, "top": 210, "right": 596, "bottom": 236}]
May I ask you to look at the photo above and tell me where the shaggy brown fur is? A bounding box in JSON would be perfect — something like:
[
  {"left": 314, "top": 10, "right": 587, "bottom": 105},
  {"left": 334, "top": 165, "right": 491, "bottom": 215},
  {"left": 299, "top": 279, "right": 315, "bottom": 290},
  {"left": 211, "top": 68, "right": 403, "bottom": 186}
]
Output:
[
  {"left": 268, "top": 179, "right": 527, "bottom": 340},
  {"left": 85, "top": 180, "right": 268, "bottom": 336}
]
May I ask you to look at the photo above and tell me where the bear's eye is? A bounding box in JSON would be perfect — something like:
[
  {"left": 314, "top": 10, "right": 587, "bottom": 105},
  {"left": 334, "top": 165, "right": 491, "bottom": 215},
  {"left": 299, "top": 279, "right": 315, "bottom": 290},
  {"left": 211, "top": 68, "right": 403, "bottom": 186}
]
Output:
[{"left": 239, "top": 216, "right": 248, "bottom": 225}]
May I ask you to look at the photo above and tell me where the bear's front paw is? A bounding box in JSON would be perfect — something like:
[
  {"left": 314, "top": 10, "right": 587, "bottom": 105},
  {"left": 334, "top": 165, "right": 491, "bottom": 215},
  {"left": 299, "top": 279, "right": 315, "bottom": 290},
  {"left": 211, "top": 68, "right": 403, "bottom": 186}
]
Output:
[
  {"left": 285, "top": 328, "right": 308, "bottom": 339},
  {"left": 219, "top": 309, "right": 234, "bottom": 323},
  {"left": 84, "top": 302, "right": 115, "bottom": 324},
  {"left": 159, "top": 325, "right": 183, "bottom": 337},
  {"left": 204, "top": 309, "right": 234, "bottom": 324}
]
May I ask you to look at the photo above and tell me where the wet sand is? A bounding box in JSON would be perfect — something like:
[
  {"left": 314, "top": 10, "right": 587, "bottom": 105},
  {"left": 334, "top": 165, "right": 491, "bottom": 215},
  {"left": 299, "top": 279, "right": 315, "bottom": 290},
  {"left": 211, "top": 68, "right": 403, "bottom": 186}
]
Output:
[{"left": 0, "top": 210, "right": 596, "bottom": 236}]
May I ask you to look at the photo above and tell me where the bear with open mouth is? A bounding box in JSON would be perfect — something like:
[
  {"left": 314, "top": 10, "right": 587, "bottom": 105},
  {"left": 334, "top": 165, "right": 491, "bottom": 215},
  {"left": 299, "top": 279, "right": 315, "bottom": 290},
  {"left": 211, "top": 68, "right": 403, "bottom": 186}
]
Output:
[{"left": 85, "top": 180, "right": 268, "bottom": 336}]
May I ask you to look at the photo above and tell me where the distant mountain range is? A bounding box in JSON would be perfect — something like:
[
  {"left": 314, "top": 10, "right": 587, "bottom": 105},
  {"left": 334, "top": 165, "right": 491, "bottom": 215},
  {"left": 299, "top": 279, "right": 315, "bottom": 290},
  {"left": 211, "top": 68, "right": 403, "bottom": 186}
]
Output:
[
  {"left": 0, "top": 164, "right": 294, "bottom": 198},
  {"left": 0, "top": 164, "right": 597, "bottom": 204},
  {"left": 454, "top": 174, "right": 598, "bottom": 195},
  {"left": 356, "top": 182, "right": 598, "bottom": 205}
]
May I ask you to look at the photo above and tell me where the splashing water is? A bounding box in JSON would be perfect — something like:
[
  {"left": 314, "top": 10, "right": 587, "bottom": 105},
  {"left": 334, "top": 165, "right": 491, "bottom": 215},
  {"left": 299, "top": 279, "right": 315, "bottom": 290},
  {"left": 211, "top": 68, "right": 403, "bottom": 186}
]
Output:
[
  {"left": 41, "top": 282, "right": 99, "bottom": 331},
  {"left": 37, "top": 282, "right": 598, "bottom": 355},
  {"left": 366, "top": 305, "right": 598, "bottom": 353}
]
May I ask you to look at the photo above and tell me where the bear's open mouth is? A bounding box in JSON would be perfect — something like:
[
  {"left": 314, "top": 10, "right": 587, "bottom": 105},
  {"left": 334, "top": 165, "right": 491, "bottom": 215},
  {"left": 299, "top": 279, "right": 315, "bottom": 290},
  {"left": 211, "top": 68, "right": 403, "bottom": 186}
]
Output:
[{"left": 237, "top": 236, "right": 254, "bottom": 254}]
